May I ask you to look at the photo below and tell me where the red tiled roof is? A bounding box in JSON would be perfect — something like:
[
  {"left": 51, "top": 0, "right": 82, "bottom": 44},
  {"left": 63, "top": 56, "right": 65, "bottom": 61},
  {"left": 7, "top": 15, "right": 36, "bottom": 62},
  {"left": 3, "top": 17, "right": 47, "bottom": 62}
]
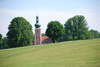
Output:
[
  {"left": 41, "top": 36, "right": 49, "bottom": 40},
  {"left": 41, "top": 36, "right": 52, "bottom": 44}
]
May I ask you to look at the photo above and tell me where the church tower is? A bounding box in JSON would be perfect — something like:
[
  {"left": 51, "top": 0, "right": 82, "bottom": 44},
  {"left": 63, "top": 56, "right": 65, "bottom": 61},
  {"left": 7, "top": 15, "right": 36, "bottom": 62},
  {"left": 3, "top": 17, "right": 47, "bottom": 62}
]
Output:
[{"left": 34, "top": 16, "right": 42, "bottom": 45}]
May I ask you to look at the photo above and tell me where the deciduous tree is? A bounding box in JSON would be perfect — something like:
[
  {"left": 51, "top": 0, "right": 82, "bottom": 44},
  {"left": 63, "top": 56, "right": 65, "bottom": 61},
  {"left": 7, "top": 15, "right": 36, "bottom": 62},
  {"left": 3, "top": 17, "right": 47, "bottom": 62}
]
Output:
[
  {"left": 46, "top": 21, "right": 64, "bottom": 43},
  {"left": 7, "top": 17, "right": 33, "bottom": 48},
  {"left": 64, "top": 15, "right": 88, "bottom": 40}
]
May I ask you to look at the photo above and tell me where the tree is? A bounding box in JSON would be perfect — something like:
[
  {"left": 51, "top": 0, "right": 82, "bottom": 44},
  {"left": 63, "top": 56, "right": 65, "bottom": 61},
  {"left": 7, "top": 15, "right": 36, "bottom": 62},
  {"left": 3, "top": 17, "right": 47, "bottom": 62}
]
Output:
[
  {"left": 0, "top": 34, "right": 9, "bottom": 49},
  {"left": 64, "top": 15, "right": 88, "bottom": 40},
  {"left": 46, "top": 21, "right": 64, "bottom": 43},
  {"left": 64, "top": 18, "right": 73, "bottom": 41},
  {"left": 2, "top": 37, "right": 9, "bottom": 49},
  {"left": 89, "top": 29, "right": 100, "bottom": 39},
  {"left": 7, "top": 17, "right": 33, "bottom": 48},
  {"left": 0, "top": 34, "right": 2, "bottom": 40},
  {"left": 42, "top": 33, "right": 46, "bottom": 36},
  {"left": 0, "top": 34, "right": 3, "bottom": 49}
]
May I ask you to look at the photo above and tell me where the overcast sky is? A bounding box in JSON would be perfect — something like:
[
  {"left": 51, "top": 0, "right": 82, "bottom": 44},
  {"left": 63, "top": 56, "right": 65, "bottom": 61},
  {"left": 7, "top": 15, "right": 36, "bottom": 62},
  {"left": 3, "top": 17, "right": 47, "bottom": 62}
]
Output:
[{"left": 0, "top": 0, "right": 100, "bottom": 37}]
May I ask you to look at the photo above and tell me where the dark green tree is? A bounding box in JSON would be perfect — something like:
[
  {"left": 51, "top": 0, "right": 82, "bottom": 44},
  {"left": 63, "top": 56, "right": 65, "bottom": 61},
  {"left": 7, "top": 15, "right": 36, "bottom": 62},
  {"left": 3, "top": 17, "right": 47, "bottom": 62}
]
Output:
[
  {"left": 89, "top": 29, "right": 100, "bottom": 39},
  {"left": 0, "top": 34, "right": 3, "bottom": 49},
  {"left": 2, "top": 37, "right": 9, "bottom": 49},
  {"left": 7, "top": 17, "right": 33, "bottom": 48},
  {"left": 0, "top": 34, "right": 2, "bottom": 40},
  {"left": 0, "top": 34, "right": 9, "bottom": 49},
  {"left": 64, "top": 18, "right": 73, "bottom": 41},
  {"left": 46, "top": 21, "right": 64, "bottom": 43},
  {"left": 64, "top": 15, "right": 88, "bottom": 40}
]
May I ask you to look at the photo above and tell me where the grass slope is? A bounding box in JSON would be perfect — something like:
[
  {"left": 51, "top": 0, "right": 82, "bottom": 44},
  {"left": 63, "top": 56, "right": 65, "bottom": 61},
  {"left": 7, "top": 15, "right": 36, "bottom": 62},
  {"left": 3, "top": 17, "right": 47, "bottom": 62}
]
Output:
[{"left": 0, "top": 39, "right": 100, "bottom": 67}]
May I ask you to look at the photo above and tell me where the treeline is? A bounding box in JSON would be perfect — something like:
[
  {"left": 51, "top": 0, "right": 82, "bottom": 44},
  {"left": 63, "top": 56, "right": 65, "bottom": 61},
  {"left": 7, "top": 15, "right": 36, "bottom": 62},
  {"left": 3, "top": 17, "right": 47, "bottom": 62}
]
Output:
[
  {"left": 0, "top": 35, "right": 8, "bottom": 49},
  {"left": 0, "top": 15, "right": 100, "bottom": 49},
  {"left": 45, "top": 15, "right": 100, "bottom": 42}
]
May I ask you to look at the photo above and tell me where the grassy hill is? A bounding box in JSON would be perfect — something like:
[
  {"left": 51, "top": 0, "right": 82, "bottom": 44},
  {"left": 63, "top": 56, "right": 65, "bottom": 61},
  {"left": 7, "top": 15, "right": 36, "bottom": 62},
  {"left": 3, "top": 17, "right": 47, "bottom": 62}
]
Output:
[{"left": 0, "top": 39, "right": 100, "bottom": 67}]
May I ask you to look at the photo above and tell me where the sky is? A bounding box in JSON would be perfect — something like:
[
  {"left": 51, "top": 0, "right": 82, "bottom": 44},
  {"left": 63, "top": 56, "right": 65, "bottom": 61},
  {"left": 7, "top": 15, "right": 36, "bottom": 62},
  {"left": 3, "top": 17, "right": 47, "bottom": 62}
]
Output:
[{"left": 0, "top": 0, "right": 100, "bottom": 37}]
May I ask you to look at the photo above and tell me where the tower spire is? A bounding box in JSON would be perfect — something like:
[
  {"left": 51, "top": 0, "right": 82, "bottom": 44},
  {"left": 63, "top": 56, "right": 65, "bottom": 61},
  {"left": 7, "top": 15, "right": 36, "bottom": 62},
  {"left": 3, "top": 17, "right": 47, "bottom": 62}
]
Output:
[
  {"left": 35, "top": 16, "right": 41, "bottom": 28},
  {"left": 34, "top": 15, "right": 42, "bottom": 45}
]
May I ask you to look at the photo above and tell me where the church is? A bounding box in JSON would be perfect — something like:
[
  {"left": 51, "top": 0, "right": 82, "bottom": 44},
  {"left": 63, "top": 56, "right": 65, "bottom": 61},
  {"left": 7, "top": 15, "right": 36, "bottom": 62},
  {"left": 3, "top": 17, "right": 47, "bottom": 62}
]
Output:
[{"left": 34, "top": 16, "right": 52, "bottom": 45}]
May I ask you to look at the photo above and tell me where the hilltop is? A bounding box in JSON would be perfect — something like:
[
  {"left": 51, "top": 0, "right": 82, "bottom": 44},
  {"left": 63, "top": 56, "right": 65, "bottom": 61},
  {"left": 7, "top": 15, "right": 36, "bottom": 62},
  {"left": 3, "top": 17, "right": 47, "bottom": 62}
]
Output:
[{"left": 0, "top": 39, "right": 100, "bottom": 67}]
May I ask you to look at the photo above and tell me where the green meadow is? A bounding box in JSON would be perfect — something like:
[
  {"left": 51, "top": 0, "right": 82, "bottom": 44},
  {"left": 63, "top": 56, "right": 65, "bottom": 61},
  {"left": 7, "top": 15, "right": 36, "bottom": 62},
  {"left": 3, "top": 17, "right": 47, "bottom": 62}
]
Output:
[{"left": 0, "top": 39, "right": 100, "bottom": 67}]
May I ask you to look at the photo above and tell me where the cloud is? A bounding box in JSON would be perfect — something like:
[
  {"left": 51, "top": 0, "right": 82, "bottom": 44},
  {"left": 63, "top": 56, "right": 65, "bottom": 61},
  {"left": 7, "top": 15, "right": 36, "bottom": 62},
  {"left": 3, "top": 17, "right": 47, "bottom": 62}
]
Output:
[{"left": 0, "top": 8, "right": 100, "bottom": 36}]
